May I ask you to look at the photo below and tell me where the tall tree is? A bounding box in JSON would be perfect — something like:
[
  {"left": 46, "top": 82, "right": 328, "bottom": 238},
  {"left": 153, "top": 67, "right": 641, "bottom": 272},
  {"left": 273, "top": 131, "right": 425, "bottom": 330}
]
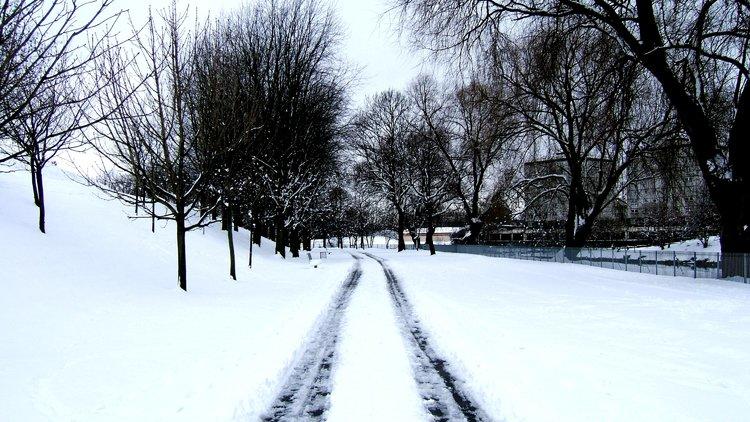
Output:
[
  {"left": 350, "top": 90, "right": 413, "bottom": 251},
  {"left": 6, "top": 70, "right": 86, "bottom": 233},
  {"left": 88, "top": 5, "right": 216, "bottom": 291},
  {"left": 230, "top": 0, "right": 346, "bottom": 257},
  {"left": 507, "top": 21, "right": 678, "bottom": 249},
  {"left": 0, "top": 0, "right": 119, "bottom": 163},
  {"left": 410, "top": 75, "right": 518, "bottom": 244},
  {"left": 193, "top": 19, "right": 252, "bottom": 280},
  {"left": 404, "top": 108, "right": 454, "bottom": 254}
]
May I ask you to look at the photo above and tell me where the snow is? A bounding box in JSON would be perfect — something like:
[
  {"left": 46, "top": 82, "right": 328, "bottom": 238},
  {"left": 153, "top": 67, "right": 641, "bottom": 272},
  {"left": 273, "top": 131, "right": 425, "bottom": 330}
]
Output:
[
  {"left": 367, "top": 249, "right": 750, "bottom": 421},
  {"left": 638, "top": 236, "right": 721, "bottom": 252},
  {"left": 327, "top": 256, "right": 426, "bottom": 421},
  {"left": 3, "top": 164, "right": 750, "bottom": 421},
  {"left": 0, "top": 166, "right": 353, "bottom": 421}
]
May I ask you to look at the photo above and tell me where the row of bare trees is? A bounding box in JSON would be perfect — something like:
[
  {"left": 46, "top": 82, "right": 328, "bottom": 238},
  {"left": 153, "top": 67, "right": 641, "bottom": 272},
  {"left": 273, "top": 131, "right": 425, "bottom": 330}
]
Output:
[
  {"left": 86, "top": 0, "right": 346, "bottom": 290},
  {"left": 347, "top": 77, "right": 515, "bottom": 254},
  {"left": 394, "top": 0, "right": 750, "bottom": 255},
  {"left": 348, "top": 12, "right": 712, "bottom": 255},
  {"left": 1, "top": 0, "right": 347, "bottom": 291}
]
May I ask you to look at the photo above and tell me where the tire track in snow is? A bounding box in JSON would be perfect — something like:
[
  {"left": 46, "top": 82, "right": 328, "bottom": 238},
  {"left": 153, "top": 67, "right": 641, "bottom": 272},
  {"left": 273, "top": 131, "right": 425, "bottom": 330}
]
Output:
[
  {"left": 261, "top": 254, "right": 363, "bottom": 421},
  {"left": 363, "top": 252, "right": 492, "bottom": 422}
]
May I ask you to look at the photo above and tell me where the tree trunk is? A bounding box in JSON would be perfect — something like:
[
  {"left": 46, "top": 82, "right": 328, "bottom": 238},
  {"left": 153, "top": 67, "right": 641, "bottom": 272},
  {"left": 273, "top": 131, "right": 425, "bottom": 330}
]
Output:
[
  {"left": 465, "top": 218, "right": 483, "bottom": 245},
  {"left": 274, "top": 213, "right": 286, "bottom": 257},
  {"left": 225, "top": 204, "right": 236, "bottom": 280},
  {"left": 303, "top": 234, "right": 312, "bottom": 251},
  {"left": 221, "top": 205, "right": 229, "bottom": 231},
  {"left": 248, "top": 222, "right": 254, "bottom": 268},
  {"left": 719, "top": 199, "right": 750, "bottom": 276},
  {"left": 426, "top": 222, "right": 436, "bottom": 255},
  {"left": 253, "top": 220, "right": 262, "bottom": 246},
  {"left": 134, "top": 177, "right": 139, "bottom": 215},
  {"left": 563, "top": 215, "right": 595, "bottom": 260},
  {"left": 34, "top": 165, "right": 46, "bottom": 234},
  {"left": 150, "top": 165, "right": 156, "bottom": 232},
  {"left": 268, "top": 223, "right": 276, "bottom": 242},
  {"left": 289, "top": 227, "right": 300, "bottom": 258},
  {"left": 176, "top": 210, "right": 187, "bottom": 291},
  {"left": 397, "top": 211, "right": 406, "bottom": 251},
  {"left": 30, "top": 159, "right": 40, "bottom": 205},
  {"left": 151, "top": 198, "right": 156, "bottom": 233},
  {"left": 636, "top": 45, "right": 750, "bottom": 254}
]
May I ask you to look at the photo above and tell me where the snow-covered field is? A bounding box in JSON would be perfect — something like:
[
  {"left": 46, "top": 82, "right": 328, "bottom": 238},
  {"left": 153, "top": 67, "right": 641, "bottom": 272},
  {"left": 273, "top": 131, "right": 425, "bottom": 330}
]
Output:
[
  {"left": 373, "top": 249, "right": 750, "bottom": 421},
  {"left": 0, "top": 167, "right": 352, "bottom": 421},
  {"left": 3, "top": 166, "right": 750, "bottom": 421}
]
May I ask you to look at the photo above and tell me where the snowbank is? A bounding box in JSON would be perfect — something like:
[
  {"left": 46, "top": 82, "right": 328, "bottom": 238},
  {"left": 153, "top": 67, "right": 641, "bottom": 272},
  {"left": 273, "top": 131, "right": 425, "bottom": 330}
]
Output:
[
  {"left": 0, "top": 166, "right": 352, "bottom": 421},
  {"left": 638, "top": 236, "right": 721, "bottom": 252}
]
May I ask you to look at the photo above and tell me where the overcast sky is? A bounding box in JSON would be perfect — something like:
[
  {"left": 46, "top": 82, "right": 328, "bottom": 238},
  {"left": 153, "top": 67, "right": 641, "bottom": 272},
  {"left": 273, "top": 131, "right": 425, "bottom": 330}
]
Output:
[{"left": 123, "top": 0, "right": 432, "bottom": 108}]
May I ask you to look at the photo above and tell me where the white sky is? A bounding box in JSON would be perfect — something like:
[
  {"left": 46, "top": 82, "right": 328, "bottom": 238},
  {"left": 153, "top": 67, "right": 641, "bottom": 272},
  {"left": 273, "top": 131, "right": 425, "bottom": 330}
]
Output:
[{"left": 122, "top": 0, "right": 433, "bottom": 107}]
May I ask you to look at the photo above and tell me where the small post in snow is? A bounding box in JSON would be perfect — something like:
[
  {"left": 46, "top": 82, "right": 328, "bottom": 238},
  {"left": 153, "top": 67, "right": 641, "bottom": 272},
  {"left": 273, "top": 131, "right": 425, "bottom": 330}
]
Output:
[
  {"left": 639, "top": 254, "right": 642, "bottom": 273},
  {"left": 717, "top": 252, "right": 721, "bottom": 279},
  {"left": 673, "top": 251, "right": 677, "bottom": 277},
  {"left": 694, "top": 252, "right": 698, "bottom": 278}
]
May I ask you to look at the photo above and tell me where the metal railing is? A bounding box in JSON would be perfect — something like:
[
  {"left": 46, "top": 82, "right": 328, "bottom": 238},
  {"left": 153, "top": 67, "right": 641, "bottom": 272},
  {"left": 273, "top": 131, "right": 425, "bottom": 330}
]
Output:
[{"left": 432, "top": 244, "right": 750, "bottom": 283}]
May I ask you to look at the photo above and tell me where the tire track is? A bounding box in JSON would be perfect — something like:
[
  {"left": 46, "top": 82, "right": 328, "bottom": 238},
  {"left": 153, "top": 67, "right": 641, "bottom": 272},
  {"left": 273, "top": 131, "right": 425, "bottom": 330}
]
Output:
[
  {"left": 261, "top": 255, "right": 362, "bottom": 421},
  {"left": 362, "top": 252, "right": 492, "bottom": 422}
]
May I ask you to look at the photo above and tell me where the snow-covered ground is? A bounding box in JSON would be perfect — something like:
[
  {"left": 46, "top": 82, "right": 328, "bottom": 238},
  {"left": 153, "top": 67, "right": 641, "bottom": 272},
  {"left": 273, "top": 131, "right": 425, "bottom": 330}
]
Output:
[
  {"left": 3, "top": 165, "right": 750, "bottom": 421},
  {"left": 371, "top": 249, "right": 750, "bottom": 421},
  {"left": 0, "top": 166, "right": 352, "bottom": 421},
  {"left": 326, "top": 256, "right": 426, "bottom": 421}
]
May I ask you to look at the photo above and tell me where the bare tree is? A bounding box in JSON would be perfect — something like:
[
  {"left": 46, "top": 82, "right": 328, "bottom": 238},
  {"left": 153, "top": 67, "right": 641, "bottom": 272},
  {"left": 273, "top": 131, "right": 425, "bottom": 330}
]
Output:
[
  {"left": 505, "top": 22, "right": 678, "bottom": 249},
  {"left": 87, "top": 5, "right": 216, "bottom": 291},
  {"left": 404, "top": 109, "right": 454, "bottom": 254},
  {"left": 350, "top": 90, "right": 412, "bottom": 251},
  {"left": 410, "top": 74, "right": 518, "bottom": 244},
  {"left": 6, "top": 68, "right": 86, "bottom": 233},
  {"left": 0, "top": 0, "right": 119, "bottom": 162},
  {"left": 192, "top": 19, "right": 252, "bottom": 280},
  {"left": 0, "top": 0, "right": 121, "bottom": 235},
  {"left": 228, "top": 0, "right": 346, "bottom": 258}
]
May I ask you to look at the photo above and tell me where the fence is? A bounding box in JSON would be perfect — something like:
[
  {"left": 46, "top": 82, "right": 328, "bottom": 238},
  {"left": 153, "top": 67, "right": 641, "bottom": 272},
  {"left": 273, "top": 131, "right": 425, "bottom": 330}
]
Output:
[{"left": 433, "top": 244, "right": 750, "bottom": 283}]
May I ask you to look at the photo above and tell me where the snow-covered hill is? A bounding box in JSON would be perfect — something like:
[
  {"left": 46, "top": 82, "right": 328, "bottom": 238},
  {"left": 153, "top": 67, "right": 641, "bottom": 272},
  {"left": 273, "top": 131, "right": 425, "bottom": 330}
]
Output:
[{"left": 0, "top": 166, "right": 352, "bottom": 421}]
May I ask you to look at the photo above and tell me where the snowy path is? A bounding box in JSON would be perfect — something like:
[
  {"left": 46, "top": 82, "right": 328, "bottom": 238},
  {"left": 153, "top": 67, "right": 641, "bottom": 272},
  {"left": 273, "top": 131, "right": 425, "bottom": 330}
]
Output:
[
  {"left": 363, "top": 252, "right": 492, "bottom": 422},
  {"left": 261, "top": 252, "right": 494, "bottom": 421},
  {"left": 262, "top": 256, "right": 363, "bottom": 421},
  {"left": 326, "top": 254, "right": 427, "bottom": 421}
]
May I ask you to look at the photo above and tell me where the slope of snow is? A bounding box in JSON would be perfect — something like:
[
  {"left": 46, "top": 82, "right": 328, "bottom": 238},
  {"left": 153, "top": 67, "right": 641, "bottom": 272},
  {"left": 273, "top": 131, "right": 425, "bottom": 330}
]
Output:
[
  {"left": 370, "top": 249, "right": 750, "bottom": 422},
  {"left": 0, "top": 166, "right": 352, "bottom": 421}
]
